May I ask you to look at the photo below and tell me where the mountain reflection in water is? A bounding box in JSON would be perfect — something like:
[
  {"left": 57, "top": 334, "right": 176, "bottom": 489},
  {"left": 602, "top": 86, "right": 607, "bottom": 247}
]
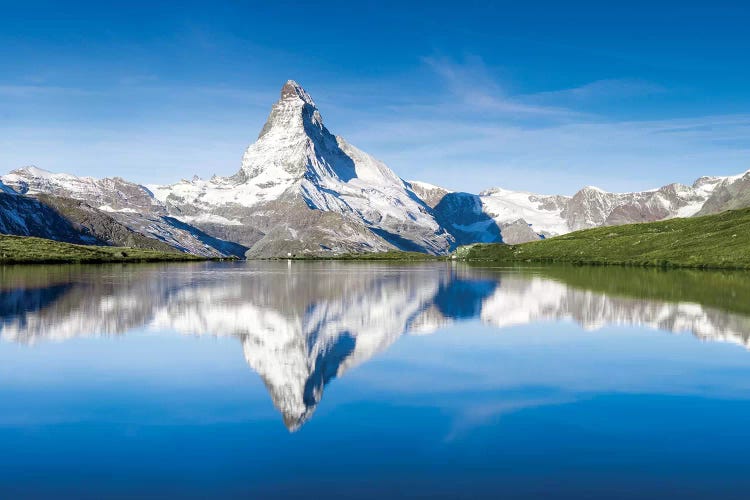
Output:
[{"left": 1, "top": 261, "right": 749, "bottom": 430}]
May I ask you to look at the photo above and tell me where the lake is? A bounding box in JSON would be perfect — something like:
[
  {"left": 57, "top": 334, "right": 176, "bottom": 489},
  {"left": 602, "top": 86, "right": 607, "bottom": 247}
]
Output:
[{"left": 2, "top": 261, "right": 750, "bottom": 498}]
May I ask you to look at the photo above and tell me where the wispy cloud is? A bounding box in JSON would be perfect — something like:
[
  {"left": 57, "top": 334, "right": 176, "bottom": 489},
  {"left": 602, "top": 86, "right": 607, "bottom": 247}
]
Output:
[
  {"left": 338, "top": 55, "right": 750, "bottom": 194},
  {"left": 347, "top": 113, "right": 750, "bottom": 194},
  {"left": 531, "top": 78, "right": 666, "bottom": 102},
  {"left": 422, "top": 55, "right": 577, "bottom": 118},
  {"left": 0, "top": 84, "right": 100, "bottom": 98}
]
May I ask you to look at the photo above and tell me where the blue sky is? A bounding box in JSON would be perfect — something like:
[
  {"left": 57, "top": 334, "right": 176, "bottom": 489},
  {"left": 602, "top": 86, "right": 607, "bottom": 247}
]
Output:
[{"left": 1, "top": 0, "right": 749, "bottom": 193}]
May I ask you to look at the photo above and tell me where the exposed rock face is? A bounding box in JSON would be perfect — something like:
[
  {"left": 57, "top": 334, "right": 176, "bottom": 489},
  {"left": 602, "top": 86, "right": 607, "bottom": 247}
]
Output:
[
  {"left": 408, "top": 180, "right": 450, "bottom": 208},
  {"left": 34, "top": 194, "right": 177, "bottom": 252},
  {"left": 697, "top": 171, "right": 750, "bottom": 216},
  {"left": 0, "top": 190, "right": 102, "bottom": 245},
  {"left": 560, "top": 182, "right": 709, "bottom": 231},
  {"left": 498, "top": 219, "right": 542, "bottom": 244},
  {"left": 562, "top": 186, "right": 618, "bottom": 230}
]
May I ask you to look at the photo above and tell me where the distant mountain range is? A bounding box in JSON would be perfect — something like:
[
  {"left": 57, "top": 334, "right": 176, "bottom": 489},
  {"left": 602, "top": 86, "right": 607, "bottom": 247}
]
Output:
[{"left": 1, "top": 80, "right": 749, "bottom": 257}]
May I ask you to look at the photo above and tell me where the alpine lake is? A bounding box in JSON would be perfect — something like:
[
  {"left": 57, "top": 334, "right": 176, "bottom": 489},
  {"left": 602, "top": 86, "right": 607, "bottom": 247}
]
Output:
[{"left": 2, "top": 261, "right": 750, "bottom": 498}]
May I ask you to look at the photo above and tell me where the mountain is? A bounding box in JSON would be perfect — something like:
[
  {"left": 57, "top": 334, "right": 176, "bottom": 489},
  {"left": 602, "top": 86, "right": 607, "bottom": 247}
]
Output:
[
  {"left": 456, "top": 206, "right": 750, "bottom": 270},
  {"left": 422, "top": 174, "right": 737, "bottom": 244},
  {"left": 1, "top": 167, "right": 247, "bottom": 257},
  {"left": 1, "top": 80, "right": 749, "bottom": 255},
  {"left": 696, "top": 170, "right": 750, "bottom": 215},
  {"left": 149, "top": 81, "right": 453, "bottom": 256}
]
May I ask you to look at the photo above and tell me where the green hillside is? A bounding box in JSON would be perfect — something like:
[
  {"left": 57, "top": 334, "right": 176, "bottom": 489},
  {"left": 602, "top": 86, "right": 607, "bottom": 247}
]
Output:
[
  {"left": 0, "top": 234, "right": 206, "bottom": 264},
  {"left": 456, "top": 208, "right": 750, "bottom": 270}
]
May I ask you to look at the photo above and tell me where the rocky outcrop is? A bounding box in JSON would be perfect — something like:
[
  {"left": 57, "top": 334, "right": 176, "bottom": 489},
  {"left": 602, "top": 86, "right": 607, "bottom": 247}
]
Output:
[
  {"left": 499, "top": 219, "right": 542, "bottom": 244},
  {"left": 408, "top": 180, "right": 450, "bottom": 208},
  {"left": 0, "top": 190, "right": 102, "bottom": 245},
  {"left": 697, "top": 171, "right": 750, "bottom": 216},
  {"left": 34, "top": 194, "right": 177, "bottom": 252}
]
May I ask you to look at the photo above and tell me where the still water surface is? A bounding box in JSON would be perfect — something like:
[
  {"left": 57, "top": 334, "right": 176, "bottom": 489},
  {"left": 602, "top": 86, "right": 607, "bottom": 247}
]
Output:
[{"left": 2, "top": 261, "right": 750, "bottom": 498}]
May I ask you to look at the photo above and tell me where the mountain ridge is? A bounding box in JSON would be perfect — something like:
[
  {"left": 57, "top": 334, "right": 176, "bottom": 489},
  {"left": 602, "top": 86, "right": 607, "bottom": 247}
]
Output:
[{"left": 1, "top": 80, "right": 749, "bottom": 256}]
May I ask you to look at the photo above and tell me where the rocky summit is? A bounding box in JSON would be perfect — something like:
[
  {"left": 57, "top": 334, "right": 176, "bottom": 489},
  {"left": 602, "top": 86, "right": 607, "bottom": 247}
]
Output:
[{"left": 1, "top": 80, "right": 749, "bottom": 257}]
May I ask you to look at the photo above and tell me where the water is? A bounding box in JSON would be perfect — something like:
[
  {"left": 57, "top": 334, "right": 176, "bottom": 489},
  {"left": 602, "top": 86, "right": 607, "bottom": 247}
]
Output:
[{"left": 2, "top": 261, "right": 750, "bottom": 499}]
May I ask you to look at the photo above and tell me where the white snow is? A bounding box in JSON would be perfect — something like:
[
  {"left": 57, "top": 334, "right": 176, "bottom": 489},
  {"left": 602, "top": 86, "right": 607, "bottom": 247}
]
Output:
[
  {"left": 175, "top": 213, "right": 243, "bottom": 226},
  {"left": 480, "top": 188, "right": 570, "bottom": 235},
  {"left": 408, "top": 180, "right": 452, "bottom": 193},
  {"left": 99, "top": 205, "right": 138, "bottom": 213}
]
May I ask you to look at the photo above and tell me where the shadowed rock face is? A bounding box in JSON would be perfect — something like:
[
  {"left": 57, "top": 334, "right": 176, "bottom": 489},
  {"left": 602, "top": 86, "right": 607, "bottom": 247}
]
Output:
[
  {"left": 0, "top": 169, "right": 244, "bottom": 257},
  {"left": 35, "top": 194, "right": 178, "bottom": 252},
  {"left": 3, "top": 262, "right": 750, "bottom": 430},
  {"left": 0, "top": 190, "right": 103, "bottom": 245},
  {"left": 432, "top": 192, "right": 545, "bottom": 245},
  {"left": 433, "top": 192, "right": 503, "bottom": 246}
]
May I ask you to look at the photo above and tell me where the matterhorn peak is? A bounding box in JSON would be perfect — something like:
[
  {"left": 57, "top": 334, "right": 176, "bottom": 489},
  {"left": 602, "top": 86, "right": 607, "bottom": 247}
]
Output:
[
  {"left": 255, "top": 79, "right": 326, "bottom": 142},
  {"left": 280, "top": 79, "right": 316, "bottom": 106}
]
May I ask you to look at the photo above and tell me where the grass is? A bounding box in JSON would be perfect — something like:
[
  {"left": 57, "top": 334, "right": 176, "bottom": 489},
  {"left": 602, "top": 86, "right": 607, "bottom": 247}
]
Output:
[
  {"left": 456, "top": 207, "right": 750, "bottom": 270},
  {"left": 0, "top": 234, "right": 207, "bottom": 264}
]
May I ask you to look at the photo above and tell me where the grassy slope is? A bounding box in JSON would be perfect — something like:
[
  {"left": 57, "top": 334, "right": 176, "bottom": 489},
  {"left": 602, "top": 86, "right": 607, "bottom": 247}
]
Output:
[
  {"left": 0, "top": 234, "right": 206, "bottom": 264},
  {"left": 456, "top": 208, "right": 750, "bottom": 269}
]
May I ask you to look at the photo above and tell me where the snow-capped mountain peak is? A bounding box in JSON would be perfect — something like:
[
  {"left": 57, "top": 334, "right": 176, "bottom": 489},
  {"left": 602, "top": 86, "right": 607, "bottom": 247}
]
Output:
[
  {"left": 12, "top": 165, "right": 57, "bottom": 178},
  {"left": 281, "top": 79, "right": 316, "bottom": 105},
  {"left": 147, "top": 80, "right": 454, "bottom": 256}
]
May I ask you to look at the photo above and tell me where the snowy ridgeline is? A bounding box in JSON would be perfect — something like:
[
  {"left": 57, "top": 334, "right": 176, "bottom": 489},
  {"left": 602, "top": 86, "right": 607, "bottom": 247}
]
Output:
[{"left": 2, "top": 80, "right": 750, "bottom": 256}]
